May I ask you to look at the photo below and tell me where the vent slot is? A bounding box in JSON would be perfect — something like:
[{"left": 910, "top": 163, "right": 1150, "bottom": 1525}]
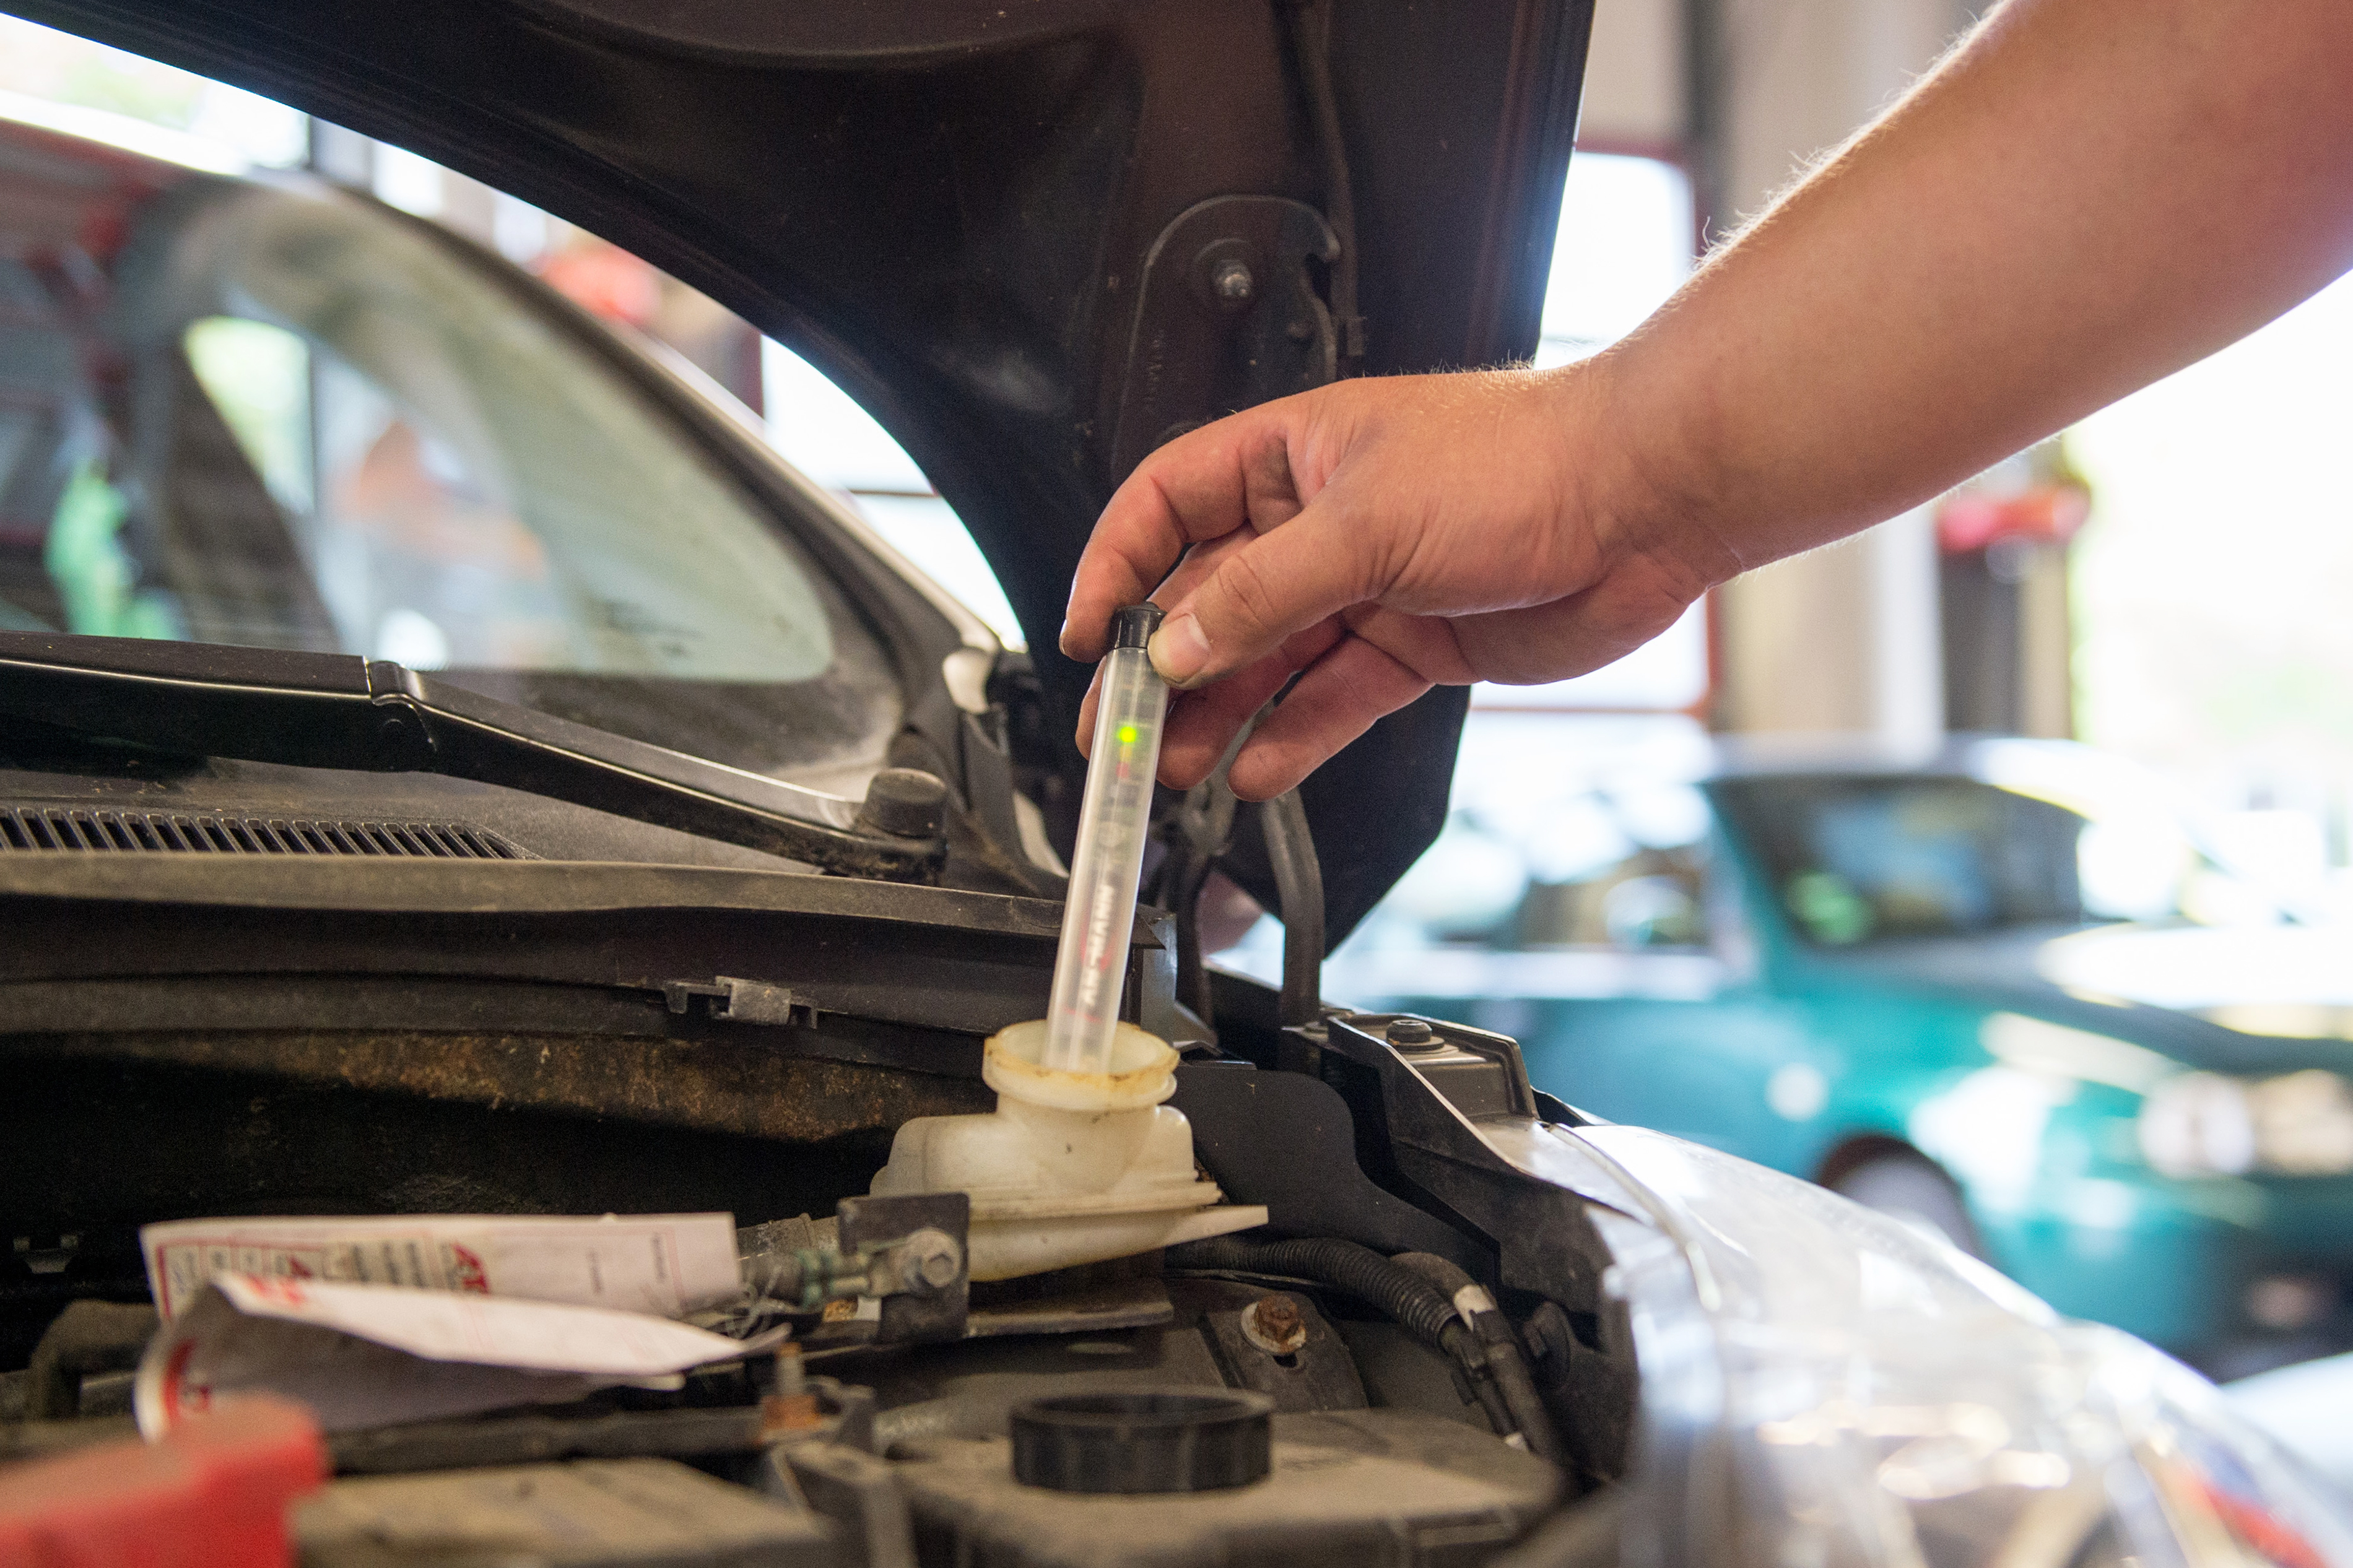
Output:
[{"left": 0, "top": 809, "right": 524, "bottom": 859}]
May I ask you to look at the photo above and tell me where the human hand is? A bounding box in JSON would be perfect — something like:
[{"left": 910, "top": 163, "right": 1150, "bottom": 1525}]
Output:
[{"left": 1059, "top": 361, "right": 1736, "bottom": 800}]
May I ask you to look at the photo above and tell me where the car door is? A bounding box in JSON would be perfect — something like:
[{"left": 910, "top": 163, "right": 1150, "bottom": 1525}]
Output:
[
  {"left": 1329, "top": 772, "right": 1837, "bottom": 1172},
  {"left": 1510, "top": 829, "right": 1836, "bottom": 1171}
]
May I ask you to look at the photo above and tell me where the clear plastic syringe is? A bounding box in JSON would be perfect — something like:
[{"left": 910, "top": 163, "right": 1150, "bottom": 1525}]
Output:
[{"left": 1043, "top": 602, "right": 1170, "bottom": 1075}]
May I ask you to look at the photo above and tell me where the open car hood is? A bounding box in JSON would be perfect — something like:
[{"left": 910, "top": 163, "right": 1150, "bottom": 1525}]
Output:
[{"left": 6, "top": 0, "right": 1592, "bottom": 936}]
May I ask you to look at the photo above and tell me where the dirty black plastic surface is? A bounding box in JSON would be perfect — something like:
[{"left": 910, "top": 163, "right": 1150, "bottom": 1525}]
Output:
[{"left": 295, "top": 1458, "right": 836, "bottom": 1566}]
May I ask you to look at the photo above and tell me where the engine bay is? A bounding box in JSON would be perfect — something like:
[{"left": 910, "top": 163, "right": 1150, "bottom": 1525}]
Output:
[
  {"left": 0, "top": 725, "right": 1642, "bottom": 1565},
  {"left": 1, "top": 907, "right": 1641, "bottom": 1564}
]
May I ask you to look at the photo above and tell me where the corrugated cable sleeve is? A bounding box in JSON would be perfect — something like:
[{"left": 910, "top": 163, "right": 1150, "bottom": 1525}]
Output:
[{"left": 1163, "top": 1236, "right": 1456, "bottom": 1349}]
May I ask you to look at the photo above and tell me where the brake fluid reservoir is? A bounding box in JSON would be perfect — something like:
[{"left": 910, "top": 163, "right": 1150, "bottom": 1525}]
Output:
[
  {"left": 1042, "top": 603, "right": 1168, "bottom": 1076},
  {"left": 872, "top": 601, "right": 1264, "bottom": 1280}
]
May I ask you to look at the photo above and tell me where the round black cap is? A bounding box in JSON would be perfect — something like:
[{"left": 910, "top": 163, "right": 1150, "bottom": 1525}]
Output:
[
  {"left": 1111, "top": 603, "right": 1165, "bottom": 651},
  {"left": 855, "top": 768, "right": 947, "bottom": 840},
  {"left": 1011, "top": 1388, "right": 1272, "bottom": 1494}
]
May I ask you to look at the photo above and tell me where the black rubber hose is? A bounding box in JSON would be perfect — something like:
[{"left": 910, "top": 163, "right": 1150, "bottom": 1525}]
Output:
[
  {"left": 1486, "top": 1331, "right": 1565, "bottom": 1460},
  {"left": 1393, "top": 1254, "right": 1569, "bottom": 1465},
  {"left": 1391, "top": 1254, "right": 1528, "bottom": 1449},
  {"left": 1165, "top": 1236, "right": 1453, "bottom": 1348},
  {"left": 1281, "top": 0, "right": 1362, "bottom": 373},
  {"left": 1259, "top": 791, "right": 1324, "bottom": 1028}
]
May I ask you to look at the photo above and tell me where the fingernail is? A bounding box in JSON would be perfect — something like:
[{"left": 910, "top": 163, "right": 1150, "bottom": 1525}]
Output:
[{"left": 1147, "top": 613, "right": 1209, "bottom": 686}]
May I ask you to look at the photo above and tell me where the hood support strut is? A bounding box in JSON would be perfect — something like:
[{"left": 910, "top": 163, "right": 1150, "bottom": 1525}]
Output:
[
  {"left": 1162, "top": 768, "right": 1324, "bottom": 1040},
  {"left": 1261, "top": 790, "right": 1326, "bottom": 1028}
]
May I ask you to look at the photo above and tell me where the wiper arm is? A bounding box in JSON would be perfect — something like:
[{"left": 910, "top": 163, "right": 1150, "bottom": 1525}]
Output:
[{"left": 0, "top": 633, "right": 947, "bottom": 882}]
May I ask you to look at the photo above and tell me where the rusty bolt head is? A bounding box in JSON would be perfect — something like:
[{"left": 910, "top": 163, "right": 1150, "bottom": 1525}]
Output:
[{"left": 1240, "top": 1293, "right": 1308, "bottom": 1356}]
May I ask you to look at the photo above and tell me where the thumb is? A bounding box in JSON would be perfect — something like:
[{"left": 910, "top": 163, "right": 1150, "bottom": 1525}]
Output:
[{"left": 1149, "top": 506, "right": 1371, "bottom": 688}]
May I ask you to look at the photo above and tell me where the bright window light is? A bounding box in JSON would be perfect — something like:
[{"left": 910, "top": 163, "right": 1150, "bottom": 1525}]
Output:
[
  {"left": 0, "top": 14, "right": 304, "bottom": 168},
  {"left": 760, "top": 339, "right": 1025, "bottom": 648},
  {"left": 2069, "top": 268, "right": 2353, "bottom": 911},
  {"left": 2071, "top": 272, "right": 2353, "bottom": 771},
  {"left": 760, "top": 340, "right": 930, "bottom": 495},
  {"left": 1535, "top": 151, "right": 1695, "bottom": 366},
  {"left": 1481, "top": 151, "right": 1703, "bottom": 711},
  {"left": 372, "top": 144, "right": 445, "bottom": 218}
]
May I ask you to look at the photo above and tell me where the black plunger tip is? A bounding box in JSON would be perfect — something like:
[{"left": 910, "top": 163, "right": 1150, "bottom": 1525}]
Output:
[{"left": 1111, "top": 603, "right": 1165, "bottom": 651}]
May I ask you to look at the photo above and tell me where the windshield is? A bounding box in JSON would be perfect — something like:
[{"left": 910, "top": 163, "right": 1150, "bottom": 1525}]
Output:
[
  {"left": 1712, "top": 771, "right": 2296, "bottom": 946},
  {"left": 0, "top": 155, "right": 900, "bottom": 794},
  {"left": 1713, "top": 774, "right": 2097, "bottom": 945}
]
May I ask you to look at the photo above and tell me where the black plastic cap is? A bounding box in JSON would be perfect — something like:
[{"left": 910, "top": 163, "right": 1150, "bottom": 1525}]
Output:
[
  {"left": 1011, "top": 1388, "right": 1272, "bottom": 1494},
  {"left": 855, "top": 768, "right": 948, "bottom": 840},
  {"left": 1111, "top": 603, "right": 1165, "bottom": 651}
]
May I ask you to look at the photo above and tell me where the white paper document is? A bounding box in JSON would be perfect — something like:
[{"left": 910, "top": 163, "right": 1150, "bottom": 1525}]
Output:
[
  {"left": 141, "top": 1213, "right": 741, "bottom": 1321},
  {"left": 136, "top": 1275, "right": 786, "bottom": 1436}
]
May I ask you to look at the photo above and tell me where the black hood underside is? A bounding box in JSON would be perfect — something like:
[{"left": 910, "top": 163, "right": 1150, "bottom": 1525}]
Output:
[{"left": 3, "top": 0, "right": 1593, "bottom": 937}]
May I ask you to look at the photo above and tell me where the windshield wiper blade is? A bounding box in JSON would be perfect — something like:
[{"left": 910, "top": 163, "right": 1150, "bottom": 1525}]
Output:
[{"left": 0, "top": 632, "right": 946, "bottom": 881}]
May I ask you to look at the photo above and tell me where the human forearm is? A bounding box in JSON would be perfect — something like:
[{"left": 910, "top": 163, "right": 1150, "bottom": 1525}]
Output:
[
  {"left": 1058, "top": 0, "right": 2353, "bottom": 799},
  {"left": 1601, "top": 0, "right": 2353, "bottom": 571}
]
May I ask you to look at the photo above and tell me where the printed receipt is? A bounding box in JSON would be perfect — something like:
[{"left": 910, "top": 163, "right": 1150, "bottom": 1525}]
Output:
[
  {"left": 140, "top": 1213, "right": 741, "bottom": 1322},
  {"left": 134, "top": 1275, "right": 788, "bottom": 1436}
]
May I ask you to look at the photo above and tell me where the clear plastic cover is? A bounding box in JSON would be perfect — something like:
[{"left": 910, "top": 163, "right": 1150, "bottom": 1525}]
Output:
[
  {"left": 1540, "top": 1125, "right": 2353, "bottom": 1568},
  {"left": 1043, "top": 641, "right": 1168, "bottom": 1075}
]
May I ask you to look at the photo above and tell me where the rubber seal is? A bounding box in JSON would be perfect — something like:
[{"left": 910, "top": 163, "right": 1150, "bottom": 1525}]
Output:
[
  {"left": 1110, "top": 603, "right": 1165, "bottom": 651},
  {"left": 1011, "top": 1388, "right": 1272, "bottom": 1493}
]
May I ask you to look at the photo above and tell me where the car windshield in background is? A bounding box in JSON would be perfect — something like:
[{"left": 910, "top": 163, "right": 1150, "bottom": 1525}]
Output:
[
  {"left": 0, "top": 144, "right": 900, "bottom": 794},
  {"left": 1713, "top": 774, "right": 2090, "bottom": 945}
]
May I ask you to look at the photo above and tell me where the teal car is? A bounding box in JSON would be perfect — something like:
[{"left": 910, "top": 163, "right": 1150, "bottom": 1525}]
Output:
[{"left": 1334, "top": 729, "right": 2353, "bottom": 1371}]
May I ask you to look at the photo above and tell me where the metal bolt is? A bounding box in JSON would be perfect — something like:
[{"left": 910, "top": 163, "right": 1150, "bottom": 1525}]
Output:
[
  {"left": 1240, "top": 1293, "right": 1308, "bottom": 1356},
  {"left": 895, "top": 1228, "right": 963, "bottom": 1294},
  {"left": 762, "top": 1342, "right": 823, "bottom": 1436},
  {"left": 774, "top": 1341, "right": 808, "bottom": 1398},
  {"left": 1386, "top": 1018, "right": 1441, "bottom": 1050},
  {"left": 1210, "top": 258, "right": 1256, "bottom": 305}
]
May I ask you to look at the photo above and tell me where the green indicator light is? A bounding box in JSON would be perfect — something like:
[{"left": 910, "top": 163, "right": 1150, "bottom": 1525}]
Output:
[{"left": 1116, "top": 723, "right": 1140, "bottom": 746}]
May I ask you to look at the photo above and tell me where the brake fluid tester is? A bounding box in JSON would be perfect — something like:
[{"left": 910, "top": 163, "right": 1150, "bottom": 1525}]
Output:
[{"left": 1042, "top": 603, "right": 1169, "bottom": 1075}]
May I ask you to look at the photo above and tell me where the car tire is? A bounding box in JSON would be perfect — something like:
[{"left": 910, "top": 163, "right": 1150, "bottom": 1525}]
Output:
[{"left": 1828, "top": 1153, "right": 1988, "bottom": 1260}]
